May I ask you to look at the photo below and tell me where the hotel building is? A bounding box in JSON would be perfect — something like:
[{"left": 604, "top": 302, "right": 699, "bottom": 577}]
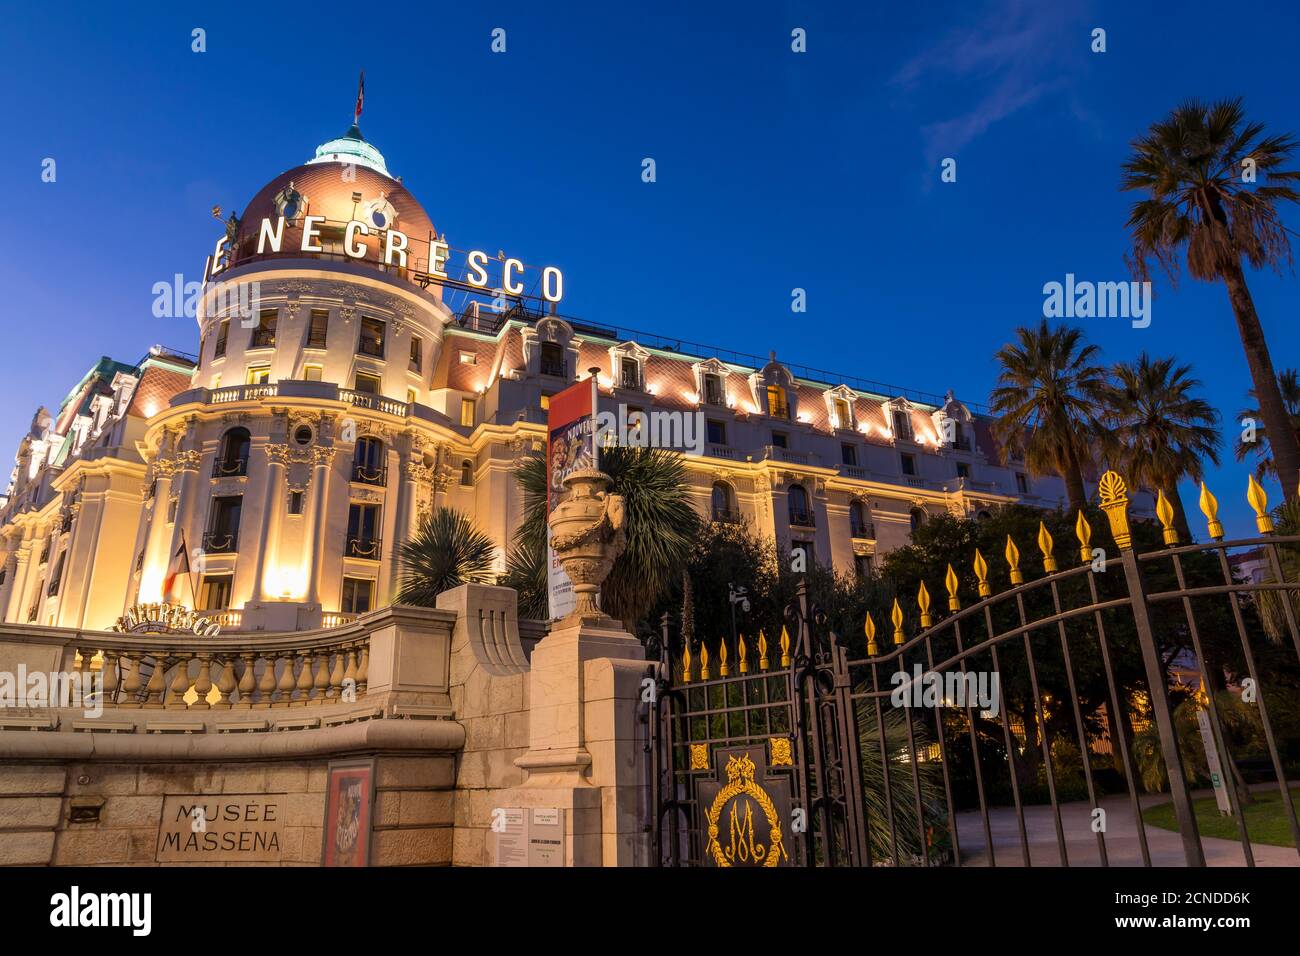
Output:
[{"left": 0, "top": 123, "right": 1076, "bottom": 635}]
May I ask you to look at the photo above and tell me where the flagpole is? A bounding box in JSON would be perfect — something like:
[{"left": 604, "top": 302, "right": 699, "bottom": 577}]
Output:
[{"left": 182, "top": 529, "right": 199, "bottom": 612}]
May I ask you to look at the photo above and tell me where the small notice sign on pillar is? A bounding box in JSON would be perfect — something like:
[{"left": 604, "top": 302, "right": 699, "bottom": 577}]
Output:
[{"left": 491, "top": 808, "right": 566, "bottom": 866}]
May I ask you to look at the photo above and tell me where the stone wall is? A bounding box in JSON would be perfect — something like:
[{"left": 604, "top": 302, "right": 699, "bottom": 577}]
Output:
[
  {"left": 0, "top": 753, "right": 455, "bottom": 866},
  {"left": 437, "top": 584, "right": 537, "bottom": 866}
]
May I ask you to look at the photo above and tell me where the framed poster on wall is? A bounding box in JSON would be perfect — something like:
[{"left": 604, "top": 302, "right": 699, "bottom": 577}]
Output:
[{"left": 322, "top": 758, "right": 375, "bottom": 867}]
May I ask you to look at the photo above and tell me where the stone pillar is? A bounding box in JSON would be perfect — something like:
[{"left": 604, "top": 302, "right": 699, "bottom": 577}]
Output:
[
  {"left": 506, "top": 617, "right": 650, "bottom": 866},
  {"left": 4, "top": 541, "right": 32, "bottom": 623},
  {"left": 250, "top": 445, "right": 289, "bottom": 602},
  {"left": 388, "top": 459, "right": 419, "bottom": 602},
  {"left": 305, "top": 446, "right": 335, "bottom": 606},
  {"left": 494, "top": 466, "right": 651, "bottom": 866},
  {"left": 142, "top": 466, "right": 175, "bottom": 601},
  {"left": 164, "top": 452, "right": 202, "bottom": 580}
]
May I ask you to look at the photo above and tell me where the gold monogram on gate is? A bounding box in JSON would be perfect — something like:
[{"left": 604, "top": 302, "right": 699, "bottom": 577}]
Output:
[{"left": 704, "top": 753, "right": 788, "bottom": 867}]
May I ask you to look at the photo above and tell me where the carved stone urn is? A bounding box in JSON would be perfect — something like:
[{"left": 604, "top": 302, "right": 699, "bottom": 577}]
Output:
[{"left": 547, "top": 467, "right": 627, "bottom": 626}]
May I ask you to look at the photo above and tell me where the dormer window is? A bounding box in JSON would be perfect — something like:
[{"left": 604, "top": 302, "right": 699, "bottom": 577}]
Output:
[
  {"left": 540, "top": 342, "right": 566, "bottom": 378},
  {"left": 703, "top": 373, "right": 725, "bottom": 406},
  {"left": 891, "top": 409, "right": 913, "bottom": 441},
  {"left": 767, "top": 385, "right": 790, "bottom": 419},
  {"left": 833, "top": 398, "right": 852, "bottom": 430},
  {"left": 620, "top": 357, "right": 640, "bottom": 391}
]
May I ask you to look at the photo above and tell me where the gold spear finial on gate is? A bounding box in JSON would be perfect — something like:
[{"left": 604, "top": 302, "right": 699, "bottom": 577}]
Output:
[
  {"left": 865, "top": 613, "right": 879, "bottom": 656},
  {"left": 738, "top": 634, "right": 749, "bottom": 674},
  {"left": 945, "top": 564, "right": 961, "bottom": 611},
  {"left": 1006, "top": 535, "right": 1024, "bottom": 585},
  {"left": 779, "top": 625, "right": 791, "bottom": 667},
  {"left": 1037, "top": 521, "right": 1057, "bottom": 573},
  {"left": 718, "top": 637, "right": 729, "bottom": 677},
  {"left": 1155, "top": 489, "right": 1179, "bottom": 546},
  {"left": 1247, "top": 474, "right": 1275, "bottom": 534},
  {"left": 1199, "top": 481, "right": 1224, "bottom": 541},
  {"left": 758, "top": 629, "right": 769, "bottom": 671},
  {"left": 682, "top": 642, "right": 692, "bottom": 684},
  {"left": 973, "top": 549, "right": 991, "bottom": 597},
  {"left": 918, "top": 581, "right": 933, "bottom": 628},
  {"left": 1098, "top": 470, "right": 1132, "bottom": 550},
  {"left": 1075, "top": 510, "right": 1093, "bottom": 564},
  {"left": 699, "top": 642, "right": 710, "bottom": 680},
  {"left": 891, "top": 598, "right": 905, "bottom": 646}
]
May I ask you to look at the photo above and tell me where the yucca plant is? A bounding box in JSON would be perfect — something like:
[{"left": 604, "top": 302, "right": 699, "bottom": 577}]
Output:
[{"left": 396, "top": 507, "right": 496, "bottom": 606}]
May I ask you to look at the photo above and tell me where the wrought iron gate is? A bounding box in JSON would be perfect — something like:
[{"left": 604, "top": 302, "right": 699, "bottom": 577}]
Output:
[{"left": 647, "top": 471, "right": 1300, "bottom": 867}]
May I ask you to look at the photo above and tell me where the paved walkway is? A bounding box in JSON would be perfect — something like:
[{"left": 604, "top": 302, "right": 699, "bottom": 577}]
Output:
[{"left": 953, "top": 786, "right": 1299, "bottom": 866}]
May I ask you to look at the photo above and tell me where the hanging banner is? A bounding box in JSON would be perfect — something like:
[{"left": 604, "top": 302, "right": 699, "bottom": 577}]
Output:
[{"left": 546, "top": 376, "right": 599, "bottom": 620}]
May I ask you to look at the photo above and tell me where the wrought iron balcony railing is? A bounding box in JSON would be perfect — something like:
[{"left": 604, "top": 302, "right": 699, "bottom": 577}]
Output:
[
  {"left": 350, "top": 462, "right": 387, "bottom": 487},
  {"left": 202, "top": 530, "right": 239, "bottom": 554},
  {"left": 345, "top": 535, "right": 382, "bottom": 561},
  {"left": 212, "top": 456, "right": 248, "bottom": 478},
  {"left": 788, "top": 509, "right": 816, "bottom": 528}
]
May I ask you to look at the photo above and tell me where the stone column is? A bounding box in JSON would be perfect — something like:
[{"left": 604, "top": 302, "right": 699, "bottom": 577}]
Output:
[
  {"left": 250, "top": 444, "right": 289, "bottom": 602},
  {"left": 162, "top": 450, "right": 202, "bottom": 605},
  {"left": 389, "top": 459, "right": 419, "bottom": 600},
  {"left": 305, "top": 446, "right": 336, "bottom": 606},
  {"left": 142, "top": 464, "right": 175, "bottom": 601},
  {"left": 4, "top": 539, "right": 32, "bottom": 623}
]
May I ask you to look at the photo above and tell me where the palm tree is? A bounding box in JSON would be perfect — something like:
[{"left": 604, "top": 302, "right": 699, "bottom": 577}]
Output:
[
  {"left": 1101, "top": 353, "right": 1221, "bottom": 540},
  {"left": 396, "top": 507, "right": 496, "bottom": 606},
  {"left": 1234, "top": 368, "right": 1300, "bottom": 480},
  {"left": 511, "top": 446, "right": 701, "bottom": 630},
  {"left": 1121, "top": 98, "right": 1300, "bottom": 501},
  {"left": 990, "top": 320, "right": 1109, "bottom": 512}
]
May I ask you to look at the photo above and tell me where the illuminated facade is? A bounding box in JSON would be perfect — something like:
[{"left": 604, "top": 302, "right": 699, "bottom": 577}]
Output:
[{"left": 0, "top": 123, "right": 1081, "bottom": 634}]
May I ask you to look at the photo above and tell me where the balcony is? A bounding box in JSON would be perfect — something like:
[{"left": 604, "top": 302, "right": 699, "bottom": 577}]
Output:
[
  {"left": 706, "top": 443, "right": 740, "bottom": 460},
  {"left": 711, "top": 509, "right": 742, "bottom": 524},
  {"left": 764, "top": 446, "right": 818, "bottom": 466},
  {"left": 838, "top": 464, "right": 868, "bottom": 481},
  {"left": 202, "top": 530, "right": 239, "bottom": 554},
  {"left": 339, "top": 389, "right": 410, "bottom": 418},
  {"left": 540, "top": 360, "right": 567, "bottom": 378},
  {"left": 851, "top": 522, "right": 876, "bottom": 540},
  {"left": 351, "top": 461, "right": 387, "bottom": 487},
  {"left": 788, "top": 509, "right": 816, "bottom": 529},
  {"left": 345, "top": 535, "right": 382, "bottom": 561},
  {"left": 212, "top": 456, "right": 248, "bottom": 478}
]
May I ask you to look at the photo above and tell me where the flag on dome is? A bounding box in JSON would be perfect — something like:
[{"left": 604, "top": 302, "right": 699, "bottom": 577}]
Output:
[{"left": 355, "top": 70, "right": 365, "bottom": 122}]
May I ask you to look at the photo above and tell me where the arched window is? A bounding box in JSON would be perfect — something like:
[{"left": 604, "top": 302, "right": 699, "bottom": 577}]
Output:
[
  {"left": 788, "top": 484, "right": 812, "bottom": 527},
  {"left": 352, "top": 437, "right": 386, "bottom": 486},
  {"left": 460, "top": 460, "right": 474, "bottom": 487},
  {"left": 977, "top": 510, "right": 992, "bottom": 521},
  {"left": 850, "top": 500, "right": 870, "bottom": 538},
  {"left": 213, "top": 427, "right": 250, "bottom": 477},
  {"left": 909, "top": 507, "right": 926, "bottom": 535},
  {"left": 711, "top": 481, "right": 736, "bottom": 522}
]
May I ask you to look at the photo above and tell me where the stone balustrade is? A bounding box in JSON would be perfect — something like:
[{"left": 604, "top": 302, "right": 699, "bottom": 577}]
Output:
[
  {"left": 81, "top": 633, "right": 369, "bottom": 710},
  {"left": 0, "top": 604, "right": 457, "bottom": 731}
]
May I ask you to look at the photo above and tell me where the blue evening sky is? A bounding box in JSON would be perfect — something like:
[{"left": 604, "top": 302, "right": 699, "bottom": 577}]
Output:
[{"left": 3, "top": 0, "right": 1298, "bottom": 536}]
